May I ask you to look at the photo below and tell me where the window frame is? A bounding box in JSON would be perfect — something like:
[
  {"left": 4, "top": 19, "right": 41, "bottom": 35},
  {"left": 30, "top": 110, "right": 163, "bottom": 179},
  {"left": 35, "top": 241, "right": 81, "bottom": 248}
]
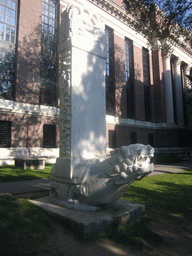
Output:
[
  {"left": 125, "top": 37, "right": 134, "bottom": 119},
  {"left": 43, "top": 124, "right": 56, "bottom": 148},
  {"left": 0, "top": 120, "right": 11, "bottom": 148},
  {"left": 105, "top": 25, "right": 115, "bottom": 115},
  {"left": 40, "top": 0, "right": 57, "bottom": 107},
  {"left": 142, "top": 47, "right": 151, "bottom": 121}
]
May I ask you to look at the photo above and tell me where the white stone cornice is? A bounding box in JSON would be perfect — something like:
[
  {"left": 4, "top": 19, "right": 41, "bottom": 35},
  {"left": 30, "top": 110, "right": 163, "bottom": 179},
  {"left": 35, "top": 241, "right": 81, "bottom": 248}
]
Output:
[
  {"left": 106, "top": 115, "right": 179, "bottom": 129},
  {"left": 88, "top": 0, "right": 134, "bottom": 25},
  {"left": 0, "top": 99, "right": 60, "bottom": 117}
]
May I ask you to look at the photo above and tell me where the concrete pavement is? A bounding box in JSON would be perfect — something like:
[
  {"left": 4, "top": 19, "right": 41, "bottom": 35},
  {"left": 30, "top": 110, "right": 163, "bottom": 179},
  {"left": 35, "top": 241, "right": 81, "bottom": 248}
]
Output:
[
  {"left": 0, "top": 162, "right": 191, "bottom": 195},
  {"left": 0, "top": 178, "right": 50, "bottom": 195}
]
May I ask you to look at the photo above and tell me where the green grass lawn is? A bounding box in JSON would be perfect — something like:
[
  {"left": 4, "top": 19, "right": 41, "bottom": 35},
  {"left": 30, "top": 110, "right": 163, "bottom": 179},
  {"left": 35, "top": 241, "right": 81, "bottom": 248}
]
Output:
[
  {"left": 0, "top": 168, "right": 192, "bottom": 253},
  {"left": 0, "top": 164, "right": 53, "bottom": 182},
  {"left": 108, "top": 170, "right": 192, "bottom": 248},
  {"left": 123, "top": 171, "right": 192, "bottom": 217},
  {"left": 0, "top": 195, "right": 54, "bottom": 256}
]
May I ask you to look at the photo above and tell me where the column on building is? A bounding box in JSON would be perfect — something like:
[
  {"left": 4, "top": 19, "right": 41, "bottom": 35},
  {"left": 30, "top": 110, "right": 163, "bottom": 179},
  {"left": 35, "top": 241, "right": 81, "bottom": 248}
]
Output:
[
  {"left": 183, "top": 64, "right": 192, "bottom": 127},
  {"left": 162, "top": 52, "right": 175, "bottom": 124},
  {"left": 183, "top": 65, "right": 191, "bottom": 89},
  {"left": 172, "top": 57, "right": 184, "bottom": 126}
]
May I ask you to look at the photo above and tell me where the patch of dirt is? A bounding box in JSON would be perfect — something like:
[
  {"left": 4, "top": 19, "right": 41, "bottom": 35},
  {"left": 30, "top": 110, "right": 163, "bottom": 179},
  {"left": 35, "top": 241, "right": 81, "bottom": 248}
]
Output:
[{"left": 36, "top": 208, "right": 192, "bottom": 256}]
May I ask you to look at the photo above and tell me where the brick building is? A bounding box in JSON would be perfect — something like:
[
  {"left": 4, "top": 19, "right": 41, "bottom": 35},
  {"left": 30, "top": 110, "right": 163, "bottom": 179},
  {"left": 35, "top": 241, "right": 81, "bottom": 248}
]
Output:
[{"left": 0, "top": 0, "right": 192, "bottom": 164}]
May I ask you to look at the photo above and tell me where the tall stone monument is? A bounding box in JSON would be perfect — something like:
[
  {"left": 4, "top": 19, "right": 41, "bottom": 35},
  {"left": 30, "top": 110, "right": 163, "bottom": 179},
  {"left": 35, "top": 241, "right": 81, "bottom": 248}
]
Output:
[
  {"left": 50, "top": 3, "right": 106, "bottom": 205},
  {"left": 49, "top": 3, "right": 154, "bottom": 211},
  {"left": 32, "top": 3, "right": 154, "bottom": 237}
]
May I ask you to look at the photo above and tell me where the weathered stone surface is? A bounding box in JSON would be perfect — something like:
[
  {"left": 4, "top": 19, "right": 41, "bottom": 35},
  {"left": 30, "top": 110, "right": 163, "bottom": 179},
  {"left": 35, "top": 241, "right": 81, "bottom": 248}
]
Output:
[
  {"left": 30, "top": 197, "right": 145, "bottom": 238},
  {"left": 57, "top": 3, "right": 106, "bottom": 181},
  {"left": 50, "top": 144, "right": 154, "bottom": 211}
]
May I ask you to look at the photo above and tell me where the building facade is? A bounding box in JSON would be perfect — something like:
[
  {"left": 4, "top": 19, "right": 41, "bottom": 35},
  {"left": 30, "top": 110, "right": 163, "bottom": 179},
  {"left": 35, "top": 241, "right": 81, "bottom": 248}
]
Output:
[{"left": 0, "top": 0, "right": 192, "bottom": 164}]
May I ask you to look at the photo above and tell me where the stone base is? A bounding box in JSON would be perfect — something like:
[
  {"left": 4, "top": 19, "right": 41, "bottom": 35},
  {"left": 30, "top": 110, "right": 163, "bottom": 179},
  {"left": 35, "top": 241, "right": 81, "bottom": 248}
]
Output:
[{"left": 30, "top": 197, "right": 145, "bottom": 238}]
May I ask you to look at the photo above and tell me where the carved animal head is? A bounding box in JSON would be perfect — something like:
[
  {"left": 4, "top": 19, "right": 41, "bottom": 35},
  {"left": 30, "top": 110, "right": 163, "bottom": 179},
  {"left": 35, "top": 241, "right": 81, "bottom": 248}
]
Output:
[{"left": 109, "top": 144, "right": 154, "bottom": 185}]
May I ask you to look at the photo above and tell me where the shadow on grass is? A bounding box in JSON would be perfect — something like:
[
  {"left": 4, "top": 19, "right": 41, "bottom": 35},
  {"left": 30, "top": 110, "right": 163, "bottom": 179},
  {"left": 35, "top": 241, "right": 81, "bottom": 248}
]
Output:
[
  {"left": 123, "top": 173, "right": 192, "bottom": 218},
  {"left": 0, "top": 194, "right": 54, "bottom": 256},
  {"left": 107, "top": 216, "right": 164, "bottom": 250},
  {"left": 0, "top": 165, "right": 52, "bottom": 182},
  {"left": 108, "top": 172, "right": 192, "bottom": 249}
]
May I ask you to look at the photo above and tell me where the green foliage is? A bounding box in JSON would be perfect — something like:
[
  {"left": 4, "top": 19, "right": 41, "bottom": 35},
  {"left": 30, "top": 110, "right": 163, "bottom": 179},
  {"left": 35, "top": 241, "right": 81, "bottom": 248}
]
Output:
[
  {"left": 0, "top": 195, "right": 54, "bottom": 255},
  {"left": 0, "top": 164, "right": 52, "bottom": 182},
  {"left": 123, "top": 0, "right": 192, "bottom": 50}
]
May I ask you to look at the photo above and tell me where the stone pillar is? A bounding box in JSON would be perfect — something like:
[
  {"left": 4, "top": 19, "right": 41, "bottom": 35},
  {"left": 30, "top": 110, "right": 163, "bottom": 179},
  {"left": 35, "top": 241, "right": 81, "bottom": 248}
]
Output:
[
  {"left": 172, "top": 57, "right": 184, "bottom": 126},
  {"left": 162, "top": 53, "right": 175, "bottom": 124},
  {"left": 183, "top": 65, "right": 191, "bottom": 89},
  {"left": 183, "top": 64, "right": 192, "bottom": 126},
  {"left": 52, "top": 4, "right": 106, "bottom": 183}
]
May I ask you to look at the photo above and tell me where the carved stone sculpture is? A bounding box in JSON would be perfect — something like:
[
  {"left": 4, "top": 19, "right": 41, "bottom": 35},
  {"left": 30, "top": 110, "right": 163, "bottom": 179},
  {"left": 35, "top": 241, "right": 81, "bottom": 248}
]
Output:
[{"left": 50, "top": 144, "right": 154, "bottom": 211}]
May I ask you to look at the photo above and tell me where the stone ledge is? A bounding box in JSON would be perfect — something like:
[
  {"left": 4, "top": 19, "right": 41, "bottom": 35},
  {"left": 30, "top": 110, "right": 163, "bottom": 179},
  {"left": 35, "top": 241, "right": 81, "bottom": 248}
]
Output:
[{"left": 30, "top": 197, "right": 145, "bottom": 238}]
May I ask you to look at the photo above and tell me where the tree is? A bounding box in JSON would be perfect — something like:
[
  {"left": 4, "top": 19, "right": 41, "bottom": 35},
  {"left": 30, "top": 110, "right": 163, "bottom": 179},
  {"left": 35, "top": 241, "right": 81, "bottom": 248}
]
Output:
[{"left": 123, "top": 0, "right": 192, "bottom": 51}]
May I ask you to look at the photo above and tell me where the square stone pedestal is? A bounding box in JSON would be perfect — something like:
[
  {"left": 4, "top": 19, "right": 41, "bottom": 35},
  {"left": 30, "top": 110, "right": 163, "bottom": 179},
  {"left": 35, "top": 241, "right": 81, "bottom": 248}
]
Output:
[{"left": 30, "top": 197, "right": 145, "bottom": 238}]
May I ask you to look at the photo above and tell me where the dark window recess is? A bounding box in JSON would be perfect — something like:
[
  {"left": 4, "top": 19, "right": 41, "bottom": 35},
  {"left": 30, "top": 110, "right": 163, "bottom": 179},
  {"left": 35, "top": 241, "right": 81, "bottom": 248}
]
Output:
[
  {"left": 0, "top": 121, "right": 11, "bottom": 147},
  {"left": 131, "top": 131, "right": 137, "bottom": 144},
  {"left": 105, "top": 26, "right": 115, "bottom": 115},
  {"left": 125, "top": 38, "right": 134, "bottom": 119},
  {"left": 142, "top": 48, "right": 151, "bottom": 121},
  {"left": 43, "top": 124, "right": 56, "bottom": 148},
  {"left": 108, "top": 130, "right": 116, "bottom": 148},
  {"left": 40, "top": 0, "right": 57, "bottom": 107},
  {"left": 0, "top": 50, "right": 15, "bottom": 100},
  {"left": 148, "top": 133, "right": 154, "bottom": 147}
]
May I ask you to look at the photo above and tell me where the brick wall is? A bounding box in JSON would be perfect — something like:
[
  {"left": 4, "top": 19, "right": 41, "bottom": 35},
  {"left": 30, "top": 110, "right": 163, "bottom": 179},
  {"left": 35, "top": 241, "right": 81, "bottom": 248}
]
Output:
[
  {"left": 15, "top": 0, "right": 42, "bottom": 104},
  {"left": 0, "top": 114, "right": 59, "bottom": 148}
]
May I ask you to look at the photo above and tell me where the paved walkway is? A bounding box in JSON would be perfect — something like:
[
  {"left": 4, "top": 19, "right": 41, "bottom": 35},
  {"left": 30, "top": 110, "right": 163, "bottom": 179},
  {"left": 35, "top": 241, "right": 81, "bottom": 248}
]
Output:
[
  {"left": 0, "top": 178, "right": 50, "bottom": 195},
  {"left": 0, "top": 162, "right": 191, "bottom": 195}
]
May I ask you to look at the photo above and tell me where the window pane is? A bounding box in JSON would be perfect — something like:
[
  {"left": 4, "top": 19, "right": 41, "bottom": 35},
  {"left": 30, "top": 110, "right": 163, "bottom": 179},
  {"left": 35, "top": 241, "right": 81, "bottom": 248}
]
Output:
[
  {"left": 11, "top": 10, "right": 15, "bottom": 18},
  {"left": 0, "top": 50, "right": 15, "bottom": 100},
  {"left": 12, "top": 1, "right": 16, "bottom": 9},
  {"left": 105, "top": 26, "right": 114, "bottom": 115},
  {"left": 0, "top": 22, "right": 4, "bottom": 31},
  {"left": 1, "top": 0, "right": 7, "bottom": 5},
  {"left": 6, "top": 17, "right": 11, "bottom": 24},
  {"left": 5, "top": 33, "right": 9, "bottom": 41},
  {"left": 6, "top": 24, "right": 10, "bottom": 33},
  {"left": 1, "top": 6, "right": 6, "bottom": 14},
  {"left": 10, "top": 34, "right": 14, "bottom": 42},
  {"left": 7, "top": 0, "right": 12, "bottom": 8},
  {"left": 142, "top": 48, "right": 151, "bottom": 121},
  {"left": 11, "top": 18, "right": 14, "bottom": 26},
  {"left": 0, "top": 14, "right": 5, "bottom": 22},
  {"left": 0, "top": 121, "right": 11, "bottom": 148},
  {"left": 7, "top": 8, "right": 11, "bottom": 16},
  {"left": 125, "top": 38, "right": 134, "bottom": 119},
  {"left": 1, "top": 0, "right": 17, "bottom": 43},
  {"left": 43, "top": 124, "right": 56, "bottom": 148},
  {"left": 41, "top": 0, "right": 57, "bottom": 106}
]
